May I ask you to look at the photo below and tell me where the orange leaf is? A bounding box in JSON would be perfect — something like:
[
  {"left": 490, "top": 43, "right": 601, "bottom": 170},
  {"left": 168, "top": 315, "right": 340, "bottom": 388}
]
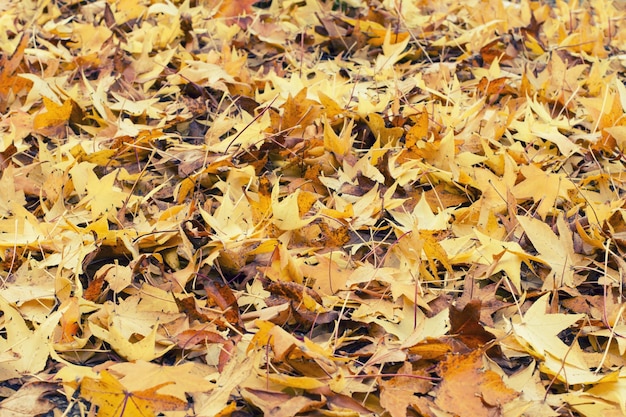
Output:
[
  {"left": 435, "top": 350, "right": 518, "bottom": 417},
  {"left": 34, "top": 97, "right": 74, "bottom": 136},
  {"left": 0, "top": 34, "right": 31, "bottom": 110},
  {"left": 405, "top": 111, "right": 429, "bottom": 148},
  {"left": 214, "top": 0, "right": 258, "bottom": 20},
  {"left": 274, "top": 88, "right": 322, "bottom": 135},
  {"left": 379, "top": 363, "right": 431, "bottom": 417}
]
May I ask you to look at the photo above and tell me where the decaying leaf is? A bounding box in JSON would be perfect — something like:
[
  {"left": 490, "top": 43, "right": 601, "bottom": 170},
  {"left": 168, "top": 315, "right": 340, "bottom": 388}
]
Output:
[{"left": 0, "top": 382, "right": 56, "bottom": 417}]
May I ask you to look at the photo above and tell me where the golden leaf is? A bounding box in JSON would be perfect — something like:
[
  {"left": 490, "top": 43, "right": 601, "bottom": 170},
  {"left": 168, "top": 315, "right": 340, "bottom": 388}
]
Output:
[{"left": 80, "top": 370, "right": 187, "bottom": 417}]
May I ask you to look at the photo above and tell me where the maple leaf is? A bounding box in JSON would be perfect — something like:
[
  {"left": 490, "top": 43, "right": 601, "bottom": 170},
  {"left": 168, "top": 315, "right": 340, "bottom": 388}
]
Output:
[
  {"left": 449, "top": 300, "right": 497, "bottom": 351},
  {"left": 210, "top": 0, "right": 258, "bottom": 20},
  {"left": 472, "top": 229, "right": 539, "bottom": 292},
  {"left": 510, "top": 294, "right": 586, "bottom": 371},
  {"left": 584, "top": 370, "right": 626, "bottom": 415},
  {"left": 323, "top": 116, "right": 355, "bottom": 158},
  {"left": 87, "top": 293, "right": 181, "bottom": 361},
  {"left": 379, "top": 362, "right": 430, "bottom": 417},
  {"left": 434, "top": 350, "right": 518, "bottom": 417},
  {"left": 93, "top": 263, "right": 133, "bottom": 293},
  {"left": 512, "top": 164, "right": 577, "bottom": 220},
  {"left": 0, "top": 297, "right": 63, "bottom": 381},
  {"left": 33, "top": 96, "right": 75, "bottom": 137},
  {"left": 3, "top": 0, "right": 626, "bottom": 415},
  {"left": 193, "top": 349, "right": 255, "bottom": 416},
  {"left": 468, "top": 154, "right": 518, "bottom": 228},
  {"left": 108, "top": 361, "right": 214, "bottom": 401},
  {"left": 272, "top": 87, "right": 322, "bottom": 136},
  {"left": 80, "top": 370, "right": 187, "bottom": 417},
  {"left": 0, "top": 165, "right": 26, "bottom": 217},
  {"left": 69, "top": 163, "right": 130, "bottom": 220},
  {"left": 516, "top": 215, "right": 586, "bottom": 289}
]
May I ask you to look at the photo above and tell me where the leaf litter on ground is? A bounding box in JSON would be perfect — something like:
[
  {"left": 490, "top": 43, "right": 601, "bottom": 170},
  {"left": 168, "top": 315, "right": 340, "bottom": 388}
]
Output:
[{"left": 0, "top": 0, "right": 626, "bottom": 416}]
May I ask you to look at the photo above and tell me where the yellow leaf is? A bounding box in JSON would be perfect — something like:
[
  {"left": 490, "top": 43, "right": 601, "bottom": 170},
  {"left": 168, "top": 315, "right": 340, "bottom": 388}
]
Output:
[
  {"left": 94, "top": 263, "right": 133, "bottom": 294},
  {"left": 323, "top": 116, "right": 354, "bottom": 157},
  {"left": 318, "top": 91, "right": 347, "bottom": 120},
  {"left": 341, "top": 18, "right": 409, "bottom": 47},
  {"left": 511, "top": 294, "right": 585, "bottom": 369},
  {"left": 0, "top": 297, "right": 63, "bottom": 381},
  {"left": 88, "top": 319, "right": 174, "bottom": 362},
  {"left": 366, "top": 113, "right": 404, "bottom": 146},
  {"left": 516, "top": 214, "right": 585, "bottom": 289},
  {"left": 80, "top": 370, "right": 187, "bottom": 417},
  {"left": 512, "top": 164, "right": 576, "bottom": 220},
  {"left": 33, "top": 96, "right": 73, "bottom": 136},
  {"left": 272, "top": 189, "right": 317, "bottom": 231},
  {"left": 108, "top": 361, "right": 214, "bottom": 401},
  {"left": 267, "top": 374, "right": 327, "bottom": 390},
  {"left": 405, "top": 110, "right": 429, "bottom": 148}
]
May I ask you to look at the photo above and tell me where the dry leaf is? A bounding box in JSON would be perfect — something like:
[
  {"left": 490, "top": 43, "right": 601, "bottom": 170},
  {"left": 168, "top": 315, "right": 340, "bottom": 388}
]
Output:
[
  {"left": 435, "top": 350, "right": 518, "bottom": 417},
  {"left": 2, "top": 0, "right": 626, "bottom": 416},
  {"left": 80, "top": 370, "right": 187, "bottom": 417},
  {"left": 0, "top": 382, "right": 56, "bottom": 417}
]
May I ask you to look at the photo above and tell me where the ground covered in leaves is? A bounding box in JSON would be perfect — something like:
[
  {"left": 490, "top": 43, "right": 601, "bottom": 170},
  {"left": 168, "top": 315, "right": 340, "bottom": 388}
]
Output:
[{"left": 1, "top": 0, "right": 626, "bottom": 416}]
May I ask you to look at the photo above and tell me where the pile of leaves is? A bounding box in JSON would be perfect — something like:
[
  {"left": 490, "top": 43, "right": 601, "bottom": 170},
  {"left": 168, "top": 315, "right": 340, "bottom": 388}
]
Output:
[{"left": 1, "top": 0, "right": 626, "bottom": 415}]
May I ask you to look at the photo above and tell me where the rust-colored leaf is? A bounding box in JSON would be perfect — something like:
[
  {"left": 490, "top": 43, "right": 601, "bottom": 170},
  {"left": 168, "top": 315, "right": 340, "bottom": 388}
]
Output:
[
  {"left": 449, "top": 300, "right": 496, "bottom": 350},
  {"left": 202, "top": 277, "right": 244, "bottom": 330}
]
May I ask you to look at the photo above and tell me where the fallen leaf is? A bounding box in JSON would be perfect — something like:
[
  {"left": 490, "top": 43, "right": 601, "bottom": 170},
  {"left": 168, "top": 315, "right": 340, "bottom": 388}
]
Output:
[
  {"left": 0, "top": 297, "right": 62, "bottom": 381},
  {"left": 511, "top": 294, "right": 586, "bottom": 370},
  {"left": 109, "top": 361, "right": 214, "bottom": 400},
  {"left": 379, "top": 362, "right": 431, "bottom": 417},
  {"left": 0, "top": 382, "right": 56, "bottom": 417},
  {"left": 516, "top": 215, "right": 586, "bottom": 289},
  {"left": 33, "top": 97, "right": 74, "bottom": 137},
  {"left": 449, "top": 300, "right": 497, "bottom": 351},
  {"left": 435, "top": 350, "right": 518, "bottom": 417},
  {"left": 242, "top": 388, "right": 325, "bottom": 417},
  {"left": 80, "top": 370, "right": 187, "bottom": 417}
]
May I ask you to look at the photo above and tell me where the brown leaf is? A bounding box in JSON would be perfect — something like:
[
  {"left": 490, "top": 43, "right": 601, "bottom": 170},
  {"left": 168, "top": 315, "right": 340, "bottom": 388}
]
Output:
[
  {"left": 174, "top": 329, "right": 227, "bottom": 349},
  {"left": 181, "top": 219, "right": 210, "bottom": 249},
  {"left": 449, "top": 300, "right": 496, "bottom": 350},
  {"left": 0, "top": 382, "right": 56, "bottom": 417},
  {"left": 242, "top": 388, "right": 325, "bottom": 417},
  {"left": 264, "top": 279, "right": 322, "bottom": 304},
  {"left": 272, "top": 88, "right": 322, "bottom": 135},
  {"left": 174, "top": 295, "right": 236, "bottom": 332},
  {"left": 263, "top": 280, "right": 338, "bottom": 328},
  {"left": 83, "top": 273, "right": 107, "bottom": 302},
  {"left": 202, "top": 277, "right": 244, "bottom": 330}
]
